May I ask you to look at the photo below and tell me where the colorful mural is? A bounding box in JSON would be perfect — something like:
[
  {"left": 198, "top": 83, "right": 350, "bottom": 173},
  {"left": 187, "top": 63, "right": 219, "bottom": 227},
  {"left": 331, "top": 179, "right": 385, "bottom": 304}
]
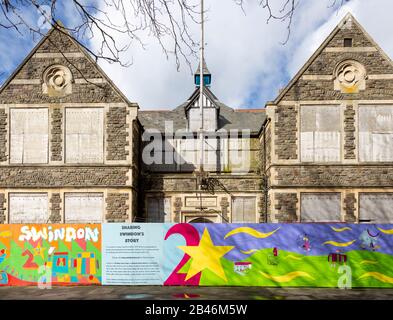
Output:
[
  {"left": 0, "top": 224, "right": 101, "bottom": 286},
  {"left": 162, "top": 223, "right": 393, "bottom": 287},
  {"left": 2, "top": 223, "right": 393, "bottom": 287}
]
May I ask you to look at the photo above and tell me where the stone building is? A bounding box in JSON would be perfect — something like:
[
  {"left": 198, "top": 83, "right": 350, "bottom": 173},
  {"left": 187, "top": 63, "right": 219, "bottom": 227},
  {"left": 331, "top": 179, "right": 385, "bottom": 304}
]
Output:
[
  {"left": 263, "top": 13, "right": 393, "bottom": 223},
  {"left": 139, "top": 62, "right": 265, "bottom": 223},
  {"left": 0, "top": 27, "right": 139, "bottom": 224},
  {"left": 1, "top": 13, "right": 393, "bottom": 225}
]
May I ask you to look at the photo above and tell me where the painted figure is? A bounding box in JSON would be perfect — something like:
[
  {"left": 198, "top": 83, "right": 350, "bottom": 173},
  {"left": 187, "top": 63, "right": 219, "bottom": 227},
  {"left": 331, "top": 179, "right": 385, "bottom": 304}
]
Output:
[
  {"left": 359, "top": 229, "right": 380, "bottom": 251},
  {"left": 302, "top": 234, "right": 311, "bottom": 252}
]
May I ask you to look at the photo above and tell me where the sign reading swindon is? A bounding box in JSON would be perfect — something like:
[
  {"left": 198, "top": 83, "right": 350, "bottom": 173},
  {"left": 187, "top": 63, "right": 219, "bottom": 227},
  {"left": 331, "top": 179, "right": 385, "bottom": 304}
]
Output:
[{"left": 102, "top": 223, "right": 164, "bottom": 285}]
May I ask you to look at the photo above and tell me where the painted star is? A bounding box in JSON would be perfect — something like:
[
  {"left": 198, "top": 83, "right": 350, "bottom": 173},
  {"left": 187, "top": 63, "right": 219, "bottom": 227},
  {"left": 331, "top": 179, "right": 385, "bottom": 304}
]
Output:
[{"left": 178, "top": 228, "right": 234, "bottom": 281}]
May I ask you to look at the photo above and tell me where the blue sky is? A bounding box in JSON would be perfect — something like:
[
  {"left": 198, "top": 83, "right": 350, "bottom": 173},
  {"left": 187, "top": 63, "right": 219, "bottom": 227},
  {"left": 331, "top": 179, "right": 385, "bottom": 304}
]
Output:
[{"left": 1, "top": 0, "right": 393, "bottom": 109}]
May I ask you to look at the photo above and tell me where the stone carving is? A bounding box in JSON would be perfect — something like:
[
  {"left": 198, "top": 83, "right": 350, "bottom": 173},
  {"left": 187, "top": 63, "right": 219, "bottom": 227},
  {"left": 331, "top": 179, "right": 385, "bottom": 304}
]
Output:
[
  {"left": 42, "top": 65, "right": 72, "bottom": 96},
  {"left": 334, "top": 60, "right": 366, "bottom": 93}
]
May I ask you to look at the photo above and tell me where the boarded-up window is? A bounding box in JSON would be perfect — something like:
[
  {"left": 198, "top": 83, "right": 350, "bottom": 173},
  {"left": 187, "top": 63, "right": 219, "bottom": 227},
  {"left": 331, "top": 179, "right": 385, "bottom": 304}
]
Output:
[
  {"left": 203, "top": 108, "right": 217, "bottom": 131},
  {"left": 232, "top": 197, "right": 256, "bottom": 223},
  {"left": 64, "top": 193, "right": 104, "bottom": 223},
  {"left": 229, "top": 138, "right": 251, "bottom": 172},
  {"left": 359, "top": 193, "right": 393, "bottom": 223},
  {"left": 9, "top": 193, "right": 48, "bottom": 223},
  {"left": 359, "top": 105, "right": 393, "bottom": 162},
  {"left": 300, "top": 105, "right": 341, "bottom": 162},
  {"left": 301, "top": 193, "right": 341, "bottom": 222},
  {"left": 146, "top": 197, "right": 171, "bottom": 222},
  {"left": 10, "top": 109, "right": 48, "bottom": 164},
  {"left": 65, "top": 108, "right": 104, "bottom": 163}
]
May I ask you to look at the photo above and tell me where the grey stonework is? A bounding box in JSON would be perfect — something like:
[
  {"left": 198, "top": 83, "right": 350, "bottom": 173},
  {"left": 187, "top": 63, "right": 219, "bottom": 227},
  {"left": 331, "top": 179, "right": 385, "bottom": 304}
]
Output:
[
  {"left": 327, "top": 21, "right": 374, "bottom": 48},
  {"left": 15, "top": 57, "right": 102, "bottom": 80},
  {"left": 304, "top": 52, "right": 393, "bottom": 75},
  {"left": 49, "top": 193, "right": 62, "bottom": 223},
  {"left": 0, "top": 194, "right": 5, "bottom": 224},
  {"left": 274, "top": 193, "right": 298, "bottom": 223},
  {"left": 0, "top": 83, "right": 123, "bottom": 104},
  {"left": 220, "top": 197, "right": 229, "bottom": 222},
  {"left": 144, "top": 175, "right": 262, "bottom": 192},
  {"left": 0, "top": 109, "right": 7, "bottom": 162},
  {"left": 344, "top": 193, "right": 357, "bottom": 223},
  {"left": 106, "top": 107, "right": 129, "bottom": 161},
  {"left": 173, "top": 197, "right": 182, "bottom": 223},
  {"left": 344, "top": 105, "right": 356, "bottom": 160},
  {"left": 105, "top": 193, "right": 129, "bottom": 222},
  {"left": 51, "top": 108, "right": 63, "bottom": 161},
  {"left": 281, "top": 79, "right": 393, "bottom": 101},
  {"left": 275, "top": 165, "right": 393, "bottom": 187},
  {"left": 274, "top": 105, "right": 297, "bottom": 160},
  {"left": 0, "top": 167, "right": 129, "bottom": 188}
]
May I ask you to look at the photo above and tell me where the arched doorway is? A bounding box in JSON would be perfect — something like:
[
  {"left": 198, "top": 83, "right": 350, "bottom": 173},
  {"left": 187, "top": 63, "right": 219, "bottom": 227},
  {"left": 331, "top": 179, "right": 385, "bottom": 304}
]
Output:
[{"left": 188, "top": 217, "right": 214, "bottom": 223}]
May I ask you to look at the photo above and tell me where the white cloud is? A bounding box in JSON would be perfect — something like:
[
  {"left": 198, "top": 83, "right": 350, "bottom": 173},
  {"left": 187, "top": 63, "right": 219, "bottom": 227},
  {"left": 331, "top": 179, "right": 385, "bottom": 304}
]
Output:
[{"left": 3, "top": 0, "right": 393, "bottom": 110}]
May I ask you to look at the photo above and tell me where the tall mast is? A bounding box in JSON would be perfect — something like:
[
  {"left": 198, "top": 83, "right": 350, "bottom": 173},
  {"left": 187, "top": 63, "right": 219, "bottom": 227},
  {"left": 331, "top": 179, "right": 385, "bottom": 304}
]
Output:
[{"left": 199, "top": 0, "right": 204, "bottom": 172}]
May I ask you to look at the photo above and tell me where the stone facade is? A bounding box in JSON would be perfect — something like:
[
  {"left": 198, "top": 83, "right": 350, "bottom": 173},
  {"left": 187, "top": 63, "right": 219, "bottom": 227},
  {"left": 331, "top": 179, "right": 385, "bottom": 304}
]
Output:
[
  {"left": 274, "top": 193, "right": 298, "bottom": 223},
  {"left": 105, "top": 193, "right": 130, "bottom": 222},
  {"left": 344, "top": 105, "right": 356, "bottom": 160},
  {"left": 274, "top": 105, "right": 297, "bottom": 160},
  {"left": 0, "top": 26, "right": 139, "bottom": 224},
  {"left": 50, "top": 108, "right": 63, "bottom": 161},
  {"left": 49, "top": 193, "right": 62, "bottom": 223},
  {"left": 264, "top": 13, "right": 393, "bottom": 223},
  {"left": 106, "top": 107, "right": 130, "bottom": 161}
]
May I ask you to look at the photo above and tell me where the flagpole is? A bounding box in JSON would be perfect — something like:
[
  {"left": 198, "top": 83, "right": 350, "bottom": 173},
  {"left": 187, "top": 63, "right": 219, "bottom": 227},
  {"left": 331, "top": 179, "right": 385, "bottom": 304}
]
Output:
[{"left": 199, "top": 0, "right": 204, "bottom": 172}]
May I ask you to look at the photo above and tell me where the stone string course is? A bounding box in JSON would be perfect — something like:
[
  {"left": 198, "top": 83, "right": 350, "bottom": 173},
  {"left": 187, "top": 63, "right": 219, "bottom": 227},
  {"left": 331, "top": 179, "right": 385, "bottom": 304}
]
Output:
[{"left": 0, "top": 167, "right": 129, "bottom": 187}]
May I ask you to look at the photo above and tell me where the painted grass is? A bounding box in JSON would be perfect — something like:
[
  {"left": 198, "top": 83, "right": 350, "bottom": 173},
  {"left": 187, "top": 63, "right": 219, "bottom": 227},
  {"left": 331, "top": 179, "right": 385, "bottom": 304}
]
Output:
[{"left": 177, "top": 248, "right": 393, "bottom": 287}]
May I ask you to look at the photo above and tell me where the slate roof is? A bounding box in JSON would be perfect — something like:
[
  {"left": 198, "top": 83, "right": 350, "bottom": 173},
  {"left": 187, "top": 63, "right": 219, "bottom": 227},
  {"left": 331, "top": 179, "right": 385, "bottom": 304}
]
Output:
[{"left": 139, "top": 87, "right": 266, "bottom": 135}]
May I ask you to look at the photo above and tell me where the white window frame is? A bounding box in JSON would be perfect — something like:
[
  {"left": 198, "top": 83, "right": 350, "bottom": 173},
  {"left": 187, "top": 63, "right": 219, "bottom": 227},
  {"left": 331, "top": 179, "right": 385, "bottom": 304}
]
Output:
[
  {"left": 65, "top": 107, "right": 104, "bottom": 164},
  {"left": 9, "top": 193, "right": 49, "bottom": 223},
  {"left": 300, "top": 192, "right": 342, "bottom": 223},
  {"left": 9, "top": 108, "right": 49, "bottom": 164},
  {"left": 64, "top": 192, "right": 104, "bottom": 223},
  {"left": 358, "top": 104, "right": 393, "bottom": 163},
  {"left": 299, "top": 104, "right": 342, "bottom": 163}
]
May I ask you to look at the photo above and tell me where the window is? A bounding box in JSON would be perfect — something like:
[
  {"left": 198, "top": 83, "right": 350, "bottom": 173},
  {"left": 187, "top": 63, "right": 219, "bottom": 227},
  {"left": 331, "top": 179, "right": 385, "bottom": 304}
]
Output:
[
  {"left": 359, "top": 105, "right": 393, "bottom": 162},
  {"left": 10, "top": 109, "right": 48, "bottom": 164},
  {"left": 65, "top": 108, "right": 104, "bottom": 163},
  {"left": 64, "top": 193, "right": 104, "bottom": 223},
  {"left": 300, "top": 105, "right": 341, "bottom": 162},
  {"left": 300, "top": 193, "right": 341, "bottom": 222},
  {"left": 359, "top": 193, "right": 393, "bottom": 223},
  {"left": 344, "top": 38, "right": 353, "bottom": 47},
  {"left": 9, "top": 193, "right": 48, "bottom": 223},
  {"left": 146, "top": 197, "right": 171, "bottom": 222},
  {"left": 232, "top": 197, "right": 256, "bottom": 223},
  {"left": 229, "top": 138, "right": 251, "bottom": 172}
]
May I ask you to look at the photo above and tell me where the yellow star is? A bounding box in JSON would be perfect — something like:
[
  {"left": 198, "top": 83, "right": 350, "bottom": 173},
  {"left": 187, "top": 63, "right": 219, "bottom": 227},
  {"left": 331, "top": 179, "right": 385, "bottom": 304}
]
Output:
[{"left": 178, "top": 228, "right": 234, "bottom": 281}]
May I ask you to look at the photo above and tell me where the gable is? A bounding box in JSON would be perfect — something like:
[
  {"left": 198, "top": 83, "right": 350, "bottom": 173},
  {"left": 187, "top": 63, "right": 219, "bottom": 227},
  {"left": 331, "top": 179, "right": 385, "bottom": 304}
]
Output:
[
  {"left": 275, "top": 13, "right": 393, "bottom": 103},
  {"left": 0, "top": 27, "right": 136, "bottom": 106}
]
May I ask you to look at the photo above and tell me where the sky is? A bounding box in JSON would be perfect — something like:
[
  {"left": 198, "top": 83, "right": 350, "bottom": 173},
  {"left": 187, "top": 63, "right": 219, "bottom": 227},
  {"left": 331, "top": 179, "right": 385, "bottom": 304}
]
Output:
[{"left": 1, "top": 0, "right": 393, "bottom": 110}]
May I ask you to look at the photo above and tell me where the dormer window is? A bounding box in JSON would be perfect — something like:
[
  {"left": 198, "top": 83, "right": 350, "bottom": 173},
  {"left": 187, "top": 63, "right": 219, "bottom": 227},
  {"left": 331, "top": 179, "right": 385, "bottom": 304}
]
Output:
[{"left": 188, "top": 105, "right": 217, "bottom": 132}]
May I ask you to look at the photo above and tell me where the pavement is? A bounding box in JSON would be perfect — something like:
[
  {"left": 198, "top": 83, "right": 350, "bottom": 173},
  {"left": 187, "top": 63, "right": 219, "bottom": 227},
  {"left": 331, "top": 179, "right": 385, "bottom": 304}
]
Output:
[{"left": 0, "top": 286, "right": 393, "bottom": 300}]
